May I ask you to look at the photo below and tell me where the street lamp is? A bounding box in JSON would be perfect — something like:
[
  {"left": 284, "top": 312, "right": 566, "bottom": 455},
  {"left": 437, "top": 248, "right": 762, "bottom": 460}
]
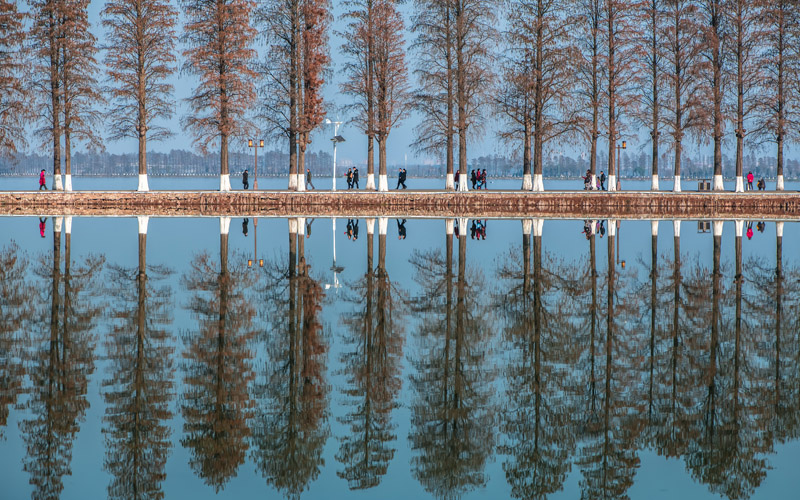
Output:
[
  {"left": 248, "top": 139, "right": 264, "bottom": 190},
  {"left": 615, "top": 140, "right": 626, "bottom": 190},
  {"left": 247, "top": 217, "right": 264, "bottom": 269},
  {"left": 325, "top": 119, "right": 344, "bottom": 191}
]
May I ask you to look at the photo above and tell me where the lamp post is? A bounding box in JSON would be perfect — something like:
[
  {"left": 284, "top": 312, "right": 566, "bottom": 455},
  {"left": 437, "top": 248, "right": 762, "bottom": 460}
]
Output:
[
  {"left": 248, "top": 139, "right": 264, "bottom": 190},
  {"left": 615, "top": 140, "right": 626, "bottom": 191},
  {"left": 247, "top": 218, "right": 264, "bottom": 269},
  {"left": 325, "top": 119, "right": 344, "bottom": 191}
]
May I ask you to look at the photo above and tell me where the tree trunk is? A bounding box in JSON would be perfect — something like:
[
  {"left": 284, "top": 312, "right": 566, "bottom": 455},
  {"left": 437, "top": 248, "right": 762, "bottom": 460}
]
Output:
[
  {"left": 138, "top": 41, "right": 148, "bottom": 192},
  {"left": 50, "top": 12, "right": 62, "bottom": 192},
  {"left": 607, "top": 8, "right": 617, "bottom": 192},
  {"left": 378, "top": 136, "right": 388, "bottom": 191},
  {"left": 522, "top": 119, "right": 532, "bottom": 190}
]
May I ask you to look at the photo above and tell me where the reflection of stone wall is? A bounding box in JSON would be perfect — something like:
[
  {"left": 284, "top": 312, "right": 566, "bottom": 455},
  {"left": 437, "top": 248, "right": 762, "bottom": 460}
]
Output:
[{"left": 5, "top": 191, "right": 800, "bottom": 218}]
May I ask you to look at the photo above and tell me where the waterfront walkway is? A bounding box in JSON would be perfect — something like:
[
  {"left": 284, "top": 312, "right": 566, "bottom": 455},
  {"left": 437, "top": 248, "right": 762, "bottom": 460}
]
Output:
[{"left": 2, "top": 189, "right": 799, "bottom": 219}]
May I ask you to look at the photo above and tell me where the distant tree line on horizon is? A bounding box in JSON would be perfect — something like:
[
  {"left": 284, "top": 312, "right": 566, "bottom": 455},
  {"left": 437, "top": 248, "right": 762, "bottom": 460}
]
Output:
[{"left": 1, "top": 0, "right": 800, "bottom": 192}]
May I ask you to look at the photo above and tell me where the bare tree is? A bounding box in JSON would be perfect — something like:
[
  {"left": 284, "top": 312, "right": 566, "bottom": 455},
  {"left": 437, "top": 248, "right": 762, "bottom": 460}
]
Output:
[
  {"left": 412, "top": 0, "right": 497, "bottom": 191},
  {"left": 661, "top": 0, "right": 705, "bottom": 192},
  {"left": 102, "top": 0, "right": 178, "bottom": 192},
  {"left": 0, "top": 0, "right": 28, "bottom": 157},
  {"left": 698, "top": 0, "right": 728, "bottom": 190},
  {"left": 633, "top": 0, "right": 664, "bottom": 190},
  {"left": 373, "top": 0, "right": 411, "bottom": 191},
  {"left": 340, "top": 0, "right": 378, "bottom": 189},
  {"left": 29, "top": 0, "right": 66, "bottom": 190},
  {"left": 60, "top": 0, "right": 103, "bottom": 192},
  {"left": 411, "top": 0, "right": 457, "bottom": 189},
  {"left": 603, "top": 0, "right": 640, "bottom": 192},
  {"left": 257, "top": 0, "right": 330, "bottom": 191},
  {"left": 498, "top": 0, "right": 578, "bottom": 191},
  {"left": 755, "top": 0, "right": 799, "bottom": 191},
  {"left": 727, "top": 0, "right": 764, "bottom": 192},
  {"left": 181, "top": 0, "right": 257, "bottom": 192},
  {"left": 575, "top": 0, "right": 603, "bottom": 188}
]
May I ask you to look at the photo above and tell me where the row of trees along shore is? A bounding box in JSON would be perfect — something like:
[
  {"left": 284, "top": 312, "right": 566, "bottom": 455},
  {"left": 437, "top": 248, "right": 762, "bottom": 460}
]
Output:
[{"left": 1, "top": 0, "right": 799, "bottom": 192}]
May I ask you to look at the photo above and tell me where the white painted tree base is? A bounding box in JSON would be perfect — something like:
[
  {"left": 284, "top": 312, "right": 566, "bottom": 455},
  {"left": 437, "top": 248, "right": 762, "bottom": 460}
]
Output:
[
  {"left": 288, "top": 218, "right": 297, "bottom": 234},
  {"left": 289, "top": 174, "right": 297, "bottom": 191},
  {"left": 777, "top": 175, "right": 784, "bottom": 191},
  {"left": 673, "top": 220, "right": 681, "bottom": 238},
  {"left": 296, "top": 174, "right": 306, "bottom": 191},
  {"left": 651, "top": 175, "right": 659, "bottom": 191},
  {"left": 713, "top": 174, "right": 724, "bottom": 191},
  {"left": 54, "top": 217, "right": 63, "bottom": 232},
  {"left": 298, "top": 217, "right": 306, "bottom": 236},
  {"left": 64, "top": 174, "right": 72, "bottom": 192},
  {"left": 220, "top": 216, "right": 231, "bottom": 234},
  {"left": 65, "top": 216, "right": 72, "bottom": 234},
  {"left": 609, "top": 220, "right": 616, "bottom": 237},
  {"left": 735, "top": 220, "right": 743, "bottom": 237},
  {"left": 735, "top": 176, "right": 744, "bottom": 192},
  {"left": 458, "top": 174, "right": 468, "bottom": 191},
  {"left": 777, "top": 221, "right": 784, "bottom": 238},
  {"left": 366, "top": 174, "right": 376, "bottom": 190},
  {"left": 532, "top": 174, "right": 544, "bottom": 191},
  {"left": 138, "top": 216, "right": 149, "bottom": 234},
  {"left": 378, "top": 174, "right": 388, "bottom": 192},
  {"left": 533, "top": 218, "right": 543, "bottom": 237},
  {"left": 138, "top": 174, "right": 149, "bottom": 192},
  {"left": 590, "top": 174, "right": 597, "bottom": 190},
  {"left": 651, "top": 220, "right": 658, "bottom": 236},
  {"left": 367, "top": 218, "right": 375, "bottom": 235},
  {"left": 219, "top": 174, "right": 231, "bottom": 192},
  {"left": 446, "top": 173, "right": 455, "bottom": 190},
  {"left": 458, "top": 218, "right": 468, "bottom": 232},
  {"left": 522, "top": 219, "right": 532, "bottom": 235},
  {"left": 53, "top": 174, "right": 63, "bottom": 191},
  {"left": 713, "top": 221, "right": 724, "bottom": 237},
  {"left": 673, "top": 175, "right": 682, "bottom": 192},
  {"left": 446, "top": 219, "right": 454, "bottom": 235},
  {"left": 608, "top": 175, "right": 617, "bottom": 192},
  {"left": 522, "top": 174, "right": 532, "bottom": 191},
  {"left": 379, "top": 217, "right": 388, "bottom": 235}
]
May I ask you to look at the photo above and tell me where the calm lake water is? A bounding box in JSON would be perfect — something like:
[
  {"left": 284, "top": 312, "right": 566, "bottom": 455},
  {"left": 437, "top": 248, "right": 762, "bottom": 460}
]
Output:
[{"left": 2, "top": 215, "right": 800, "bottom": 500}]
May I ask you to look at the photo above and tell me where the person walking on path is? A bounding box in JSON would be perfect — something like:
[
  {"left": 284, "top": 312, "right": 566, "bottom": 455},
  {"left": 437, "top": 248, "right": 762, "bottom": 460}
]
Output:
[
  {"left": 242, "top": 169, "right": 249, "bottom": 190},
  {"left": 306, "top": 169, "right": 315, "bottom": 190},
  {"left": 600, "top": 171, "right": 606, "bottom": 190},
  {"left": 455, "top": 169, "right": 460, "bottom": 190},
  {"left": 482, "top": 169, "right": 488, "bottom": 189},
  {"left": 471, "top": 170, "right": 477, "bottom": 189},
  {"left": 747, "top": 171, "right": 754, "bottom": 190},
  {"left": 346, "top": 168, "right": 352, "bottom": 189},
  {"left": 396, "top": 168, "right": 407, "bottom": 189},
  {"left": 39, "top": 169, "right": 47, "bottom": 190},
  {"left": 353, "top": 167, "right": 360, "bottom": 189}
]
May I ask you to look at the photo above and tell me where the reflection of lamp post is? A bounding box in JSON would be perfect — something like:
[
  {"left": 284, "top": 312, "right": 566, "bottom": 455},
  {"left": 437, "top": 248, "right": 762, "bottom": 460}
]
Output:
[
  {"left": 325, "top": 218, "right": 344, "bottom": 292},
  {"left": 247, "top": 218, "right": 264, "bottom": 269},
  {"left": 615, "top": 140, "right": 626, "bottom": 190},
  {"left": 248, "top": 139, "right": 264, "bottom": 190},
  {"left": 325, "top": 119, "right": 344, "bottom": 191}
]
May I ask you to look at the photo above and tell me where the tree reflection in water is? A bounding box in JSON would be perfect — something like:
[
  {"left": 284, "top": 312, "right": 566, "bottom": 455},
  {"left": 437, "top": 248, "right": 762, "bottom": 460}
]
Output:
[
  {"left": 251, "top": 218, "right": 329, "bottom": 499},
  {"left": 181, "top": 219, "right": 256, "bottom": 492},
  {"left": 0, "top": 242, "right": 31, "bottom": 439},
  {"left": 495, "top": 220, "right": 579, "bottom": 499},
  {"left": 21, "top": 218, "right": 104, "bottom": 500},
  {"left": 408, "top": 219, "right": 496, "bottom": 499},
  {"left": 103, "top": 218, "right": 174, "bottom": 500},
  {"left": 337, "top": 218, "right": 405, "bottom": 490}
]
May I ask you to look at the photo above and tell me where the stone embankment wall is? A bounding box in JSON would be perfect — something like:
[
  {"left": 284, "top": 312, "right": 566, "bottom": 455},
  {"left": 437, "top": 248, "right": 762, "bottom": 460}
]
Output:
[{"left": 2, "top": 190, "right": 800, "bottom": 219}]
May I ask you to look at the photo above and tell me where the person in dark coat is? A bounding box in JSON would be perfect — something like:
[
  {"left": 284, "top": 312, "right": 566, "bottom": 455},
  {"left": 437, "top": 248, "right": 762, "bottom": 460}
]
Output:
[
  {"left": 242, "top": 169, "right": 249, "bottom": 190},
  {"left": 353, "top": 167, "right": 360, "bottom": 189},
  {"left": 397, "top": 168, "right": 407, "bottom": 189},
  {"left": 482, "top": 169, "right": 488, "bottom": 189},
  {"left": 306, "top": 169, "right": 315, "bottom": 189},
  {"left": 600, "top": 171, "right": 606, "bottom": 190},
  {"left": 471, "top": 170, "right": 477, "bottom": 189}
]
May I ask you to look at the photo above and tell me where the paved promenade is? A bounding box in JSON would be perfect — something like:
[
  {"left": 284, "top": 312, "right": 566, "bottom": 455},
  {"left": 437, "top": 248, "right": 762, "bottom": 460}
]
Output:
[{"left": 2, "top": 189, "right": 800, "bottom": 219}]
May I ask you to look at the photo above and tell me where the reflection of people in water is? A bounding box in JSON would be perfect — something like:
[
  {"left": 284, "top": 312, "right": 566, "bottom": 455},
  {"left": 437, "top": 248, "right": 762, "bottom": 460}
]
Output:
[
  {"left": 746, "top": 221, "right": 754, "bottom": 240},
  {"left": 345, "top": 219, "right": 359, "bottom": 241},
  {"left": 599, "top": 220, "right": 605, "bottom": 237},
  {"left": 454, "top": 219, "right": 460, "bottom": 239},
  {"left": 582, "top": 220, "right": 593, "bottom": 239},
  {"left": 470, "top": 220, "right": 477, "bottom": 239},
  {"left": 242, "top": 218, "right": 249, "bottom": 236},
  {"left": 352, "top": 219, "right": 359, "bottom": 241},
  {"left": 39, "top": 217, "right": 46, "bottom": 238},
  {"left": 306, "top": 218, "right": 314, "bottom": 238},
  {"left": 397, "top": 219, "right": 407, "bottom": 240},
  {"left": 756, "top": 221, "right": 765, "bottom": 233}
]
